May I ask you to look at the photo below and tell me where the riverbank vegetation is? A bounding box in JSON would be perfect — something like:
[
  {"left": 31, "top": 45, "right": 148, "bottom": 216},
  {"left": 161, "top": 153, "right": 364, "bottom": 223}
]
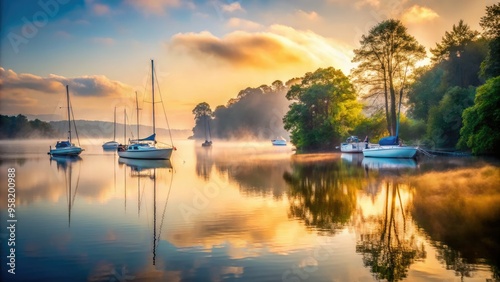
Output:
[{"left": 192, "top": 4, "right": 499, "bottom": 156}]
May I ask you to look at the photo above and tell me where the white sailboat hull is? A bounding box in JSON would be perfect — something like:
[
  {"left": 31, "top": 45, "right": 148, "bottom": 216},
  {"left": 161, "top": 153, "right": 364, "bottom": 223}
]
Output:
[
  {"left": 118, "top": 147, "right": 173, "bottom": 160},
  {"left": 363, "top": 146, "right": 417, "bottom": 158},
  {"left": 49, "top": 146, "right": 83, "bottom": 156}
]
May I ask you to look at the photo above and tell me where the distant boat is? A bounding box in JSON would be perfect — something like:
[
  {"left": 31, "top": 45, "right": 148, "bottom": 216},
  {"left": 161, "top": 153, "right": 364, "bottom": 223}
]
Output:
[
  {"left": 48, "top": 85, "right": 83, "bottom": 157},
  {"left": 340, "top": 136, "right": 367, "bottom": 153},
  {"left": 202, "top": 113, "right": 212, "bottom": 147},
  {"left": 117, "top": 60, "right": 174, "bottom": 160},
  {"left": 102, "top": 106, "right": 119, "bottom": 150},
  {"left": 271, "top": 136, "right": 287, "bottom": 146}
]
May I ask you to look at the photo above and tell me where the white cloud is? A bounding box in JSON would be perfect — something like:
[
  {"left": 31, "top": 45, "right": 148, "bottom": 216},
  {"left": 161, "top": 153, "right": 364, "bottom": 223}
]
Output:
[
  {"left": 169, "top": 25, "right": 353, "bottom": 73},
  {"left": 402, "top": 5, "right": 439, "bottom": 24},
  {"left": 296, "top": 10, "right": 320, "bottom": 21},
  {"left": 221, "top": 2, "right": 244, "bottom": 13},
  {"left": 227, "top": 18, "right": 262, "bottom": 30},
  {"left": 126, "top": 0, "right": 181, "bottom": 15}
]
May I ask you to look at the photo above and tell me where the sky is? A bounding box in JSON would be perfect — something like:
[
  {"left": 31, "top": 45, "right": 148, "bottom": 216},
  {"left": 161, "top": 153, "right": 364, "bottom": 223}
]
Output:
[{"left": 0, "top": 0, "right": 496, "bottom": 130}]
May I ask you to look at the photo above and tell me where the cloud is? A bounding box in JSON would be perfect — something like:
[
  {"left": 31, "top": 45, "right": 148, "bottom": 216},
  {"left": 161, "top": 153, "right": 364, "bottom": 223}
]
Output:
[
  {"left": 227, "top": 18, "right": 262, "bottom": 30},
  {"left": 125, "top": 0, "right": 181, "bottom": 15},
  {"left": 221, "top": 2, "right": 244, "bottom": 13},
  {"left": 93, "top": 3, "right": 110, "bottom": 15},
  {"left": 169, "top": 25, "right": 353, "bottom": 72},
  {"left": 0, "top": 67, "right": 132, "bottom": 97},
  {"left": 354, "top": 0, "right": 380, "bottom": 9},
  {"left": 296, "top": 10, "right": 320, "bottom": 21},
  {"left": 401, "top": 5, "right": 439, "bottom": 24},
  {"left": 91, "top": 37, "right": 115, "bottom": 46}
]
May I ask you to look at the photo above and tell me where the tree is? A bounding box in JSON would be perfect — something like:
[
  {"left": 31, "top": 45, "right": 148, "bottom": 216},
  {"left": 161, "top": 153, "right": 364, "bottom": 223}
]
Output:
[
  {"left": 427, "top": 86, "right": 475, "bottom": 148},
  {"left": 480, "top": 3, "right": 500, "bottom": 79},
  {"left": 431, "top": 20, "right": 480, "bottom": 62},
  {"left": 407, "top": 65, "right": 446, "bottom": 121},
  {"left": 191, "top": 102, "right": 212, "bottom": 139},
  {"left": 431, "top": 20, "right": 486, "bottom": 88},
  {"left": 283, "top": 67, "right": 362, "bottom": 151},
  {"left": 352, "top": 19, "right": 426, "bottom": 136},
  {"left": 458, "top": 77, "right": 500, "bottom": 156}
]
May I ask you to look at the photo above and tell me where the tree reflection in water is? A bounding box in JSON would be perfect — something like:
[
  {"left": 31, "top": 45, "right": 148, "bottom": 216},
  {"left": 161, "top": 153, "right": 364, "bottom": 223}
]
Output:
[
  {"left": 283, "top": 156, "right": 427, "bottom": 281},
  {"left": 283, "top": 157, "right": 365, "bottom": 233},
  {"left": 356, "top": 180, "right": 426, "bottom": 282}
]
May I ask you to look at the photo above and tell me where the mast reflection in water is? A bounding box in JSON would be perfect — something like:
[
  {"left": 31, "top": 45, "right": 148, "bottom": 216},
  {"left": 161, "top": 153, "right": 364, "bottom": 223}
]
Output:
[{"left": 0, "top": 140, "right": 499, "bottom": 281}]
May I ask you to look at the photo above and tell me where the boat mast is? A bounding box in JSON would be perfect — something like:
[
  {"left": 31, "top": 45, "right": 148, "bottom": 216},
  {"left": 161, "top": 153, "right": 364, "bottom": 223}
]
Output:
[
  {"left": 136, "top": 91, "right": 140, "bottom": 139},
  {"left": 66, "top": 85, "right": 71, "bottom": 142},
  {"left": 151, "top": 59, "right": 155, "bottom": 136},
  {"left": 124, "top": 109, "right": 127, "bottom": 144},
  {"left": 113, "top": 106, "right": 117, "bottom": 141}
]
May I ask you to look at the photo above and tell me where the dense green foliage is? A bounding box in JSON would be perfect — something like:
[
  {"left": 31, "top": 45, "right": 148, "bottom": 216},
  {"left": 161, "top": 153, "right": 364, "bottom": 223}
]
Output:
[
  {"left": 480, "top": 3, "right": 500, "bottom": 79},
  {"left": 458, "top": 77, "right": 500, "bottom": 156},
  {"left": 283, "top": 67, "right": 362, "bottom": 151},
  {"left": 426, "top": 86, "right": 476, "bottom": 148},
  {"left": 407, "top": 66, "right": 446, "bottom": 122},
  {"left": 406, "top": 14, "right": 493, "bottom": 152},
  {"left": 0, "top": 114, "right": 55, "bottom": 138},
  {"left": 352, "top": 19, "right": 425, "bottom": 136}
]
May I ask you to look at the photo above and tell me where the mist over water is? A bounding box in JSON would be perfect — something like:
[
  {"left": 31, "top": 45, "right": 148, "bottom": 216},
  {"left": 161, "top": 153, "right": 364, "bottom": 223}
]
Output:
[{"left": 1, "top": 140, "right": 499, "bottom": 281}]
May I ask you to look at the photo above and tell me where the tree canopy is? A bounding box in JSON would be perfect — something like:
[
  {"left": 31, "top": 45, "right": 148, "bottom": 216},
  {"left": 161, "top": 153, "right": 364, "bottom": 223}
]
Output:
[
  {"left": 283, "top": 67, "right": 362, "bottom": 151},
  {"left": 0, "top": 114, "right": 55, "bottom": 139},
  {"left": 458, "top": 77, "right": 500, "bottom": 156}
]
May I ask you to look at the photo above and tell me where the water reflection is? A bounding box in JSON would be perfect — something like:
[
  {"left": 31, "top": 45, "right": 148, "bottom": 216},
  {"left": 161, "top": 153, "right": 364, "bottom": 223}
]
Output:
[
  {"left": 50, "top": 155, "right": 82, "bottom": 227},
  {"left": 283, "top": 155, "right": 365, "bottom": 232},
  {"left": 409, "top": 165, "right": 500, "bottom": 279},
  {"left": 356, "top": 180, "right": 426, "bottom": 282},
  {"left": 2, "top": 140, "right": 500, "bottom": 281},
  {"left": 194, "top": 144, "right": 291, "bottom": 198}
]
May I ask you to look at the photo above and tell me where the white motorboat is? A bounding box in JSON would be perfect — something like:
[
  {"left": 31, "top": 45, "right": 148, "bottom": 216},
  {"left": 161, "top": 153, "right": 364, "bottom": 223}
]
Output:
[
  {"left": 48, "top": 85, "right": 83, "bottom": 157},
  {"left": 271, "top": 136, "right": 287, "bottom": 146},
  {"left": 340, "top": 136, "right": 367, "bottom": 153},
  {"left": 117, "top": 60, "right": 175, "bottom": 160},
  {"left": 102, "top": 106, "right": 119, "bottom": 150}
]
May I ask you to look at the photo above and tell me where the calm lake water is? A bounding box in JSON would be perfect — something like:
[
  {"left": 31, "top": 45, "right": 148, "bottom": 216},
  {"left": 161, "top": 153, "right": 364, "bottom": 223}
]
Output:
[{"left": 1, "top": 139, "right": 499, "bottom": 282}]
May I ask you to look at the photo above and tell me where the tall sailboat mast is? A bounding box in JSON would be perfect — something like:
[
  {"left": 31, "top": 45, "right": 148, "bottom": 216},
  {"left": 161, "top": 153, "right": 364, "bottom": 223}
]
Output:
[
  {"left": 151, "top": 59, "right": 155, "bottom": 135},
  {"left": 136, "top": 91, "right": 140, "bottom": 140},
  {"left": 113, "top": 106, "right": 117, "bottom": 141},
  {"left": 66, "top": 85, "right": 71, "bottom": 142},
  {"left": 124, "top": 109, "right": 127, "bottom": 144}
]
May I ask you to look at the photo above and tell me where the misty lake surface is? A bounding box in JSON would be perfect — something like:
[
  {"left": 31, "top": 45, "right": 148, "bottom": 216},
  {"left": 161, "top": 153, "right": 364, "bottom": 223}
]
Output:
[{"left": 1, "top": 139, "right": 499, "bottom": 282}]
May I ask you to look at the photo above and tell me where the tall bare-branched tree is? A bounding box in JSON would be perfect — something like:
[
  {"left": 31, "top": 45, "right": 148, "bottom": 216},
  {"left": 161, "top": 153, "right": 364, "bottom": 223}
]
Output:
[{"left": 352, "top": 19, "right": 425, "bottom": 136}]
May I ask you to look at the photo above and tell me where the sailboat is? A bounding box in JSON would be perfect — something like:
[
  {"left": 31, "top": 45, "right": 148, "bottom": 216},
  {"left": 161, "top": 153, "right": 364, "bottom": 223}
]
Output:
[
  {"left": 363, "top": 91, "right": 418, "bottom": 159},
  {"left": 102, "top": 106, "right": 119, "bottom": 150},
  {"left": 48, "top": 85, "right": 83, "bottom": 156},
  {"left": 118, "top": 60, "right": 174, "bottom": 160},
  {"left": 201, "top": 113, "right": 212, "bottom": 147}
]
